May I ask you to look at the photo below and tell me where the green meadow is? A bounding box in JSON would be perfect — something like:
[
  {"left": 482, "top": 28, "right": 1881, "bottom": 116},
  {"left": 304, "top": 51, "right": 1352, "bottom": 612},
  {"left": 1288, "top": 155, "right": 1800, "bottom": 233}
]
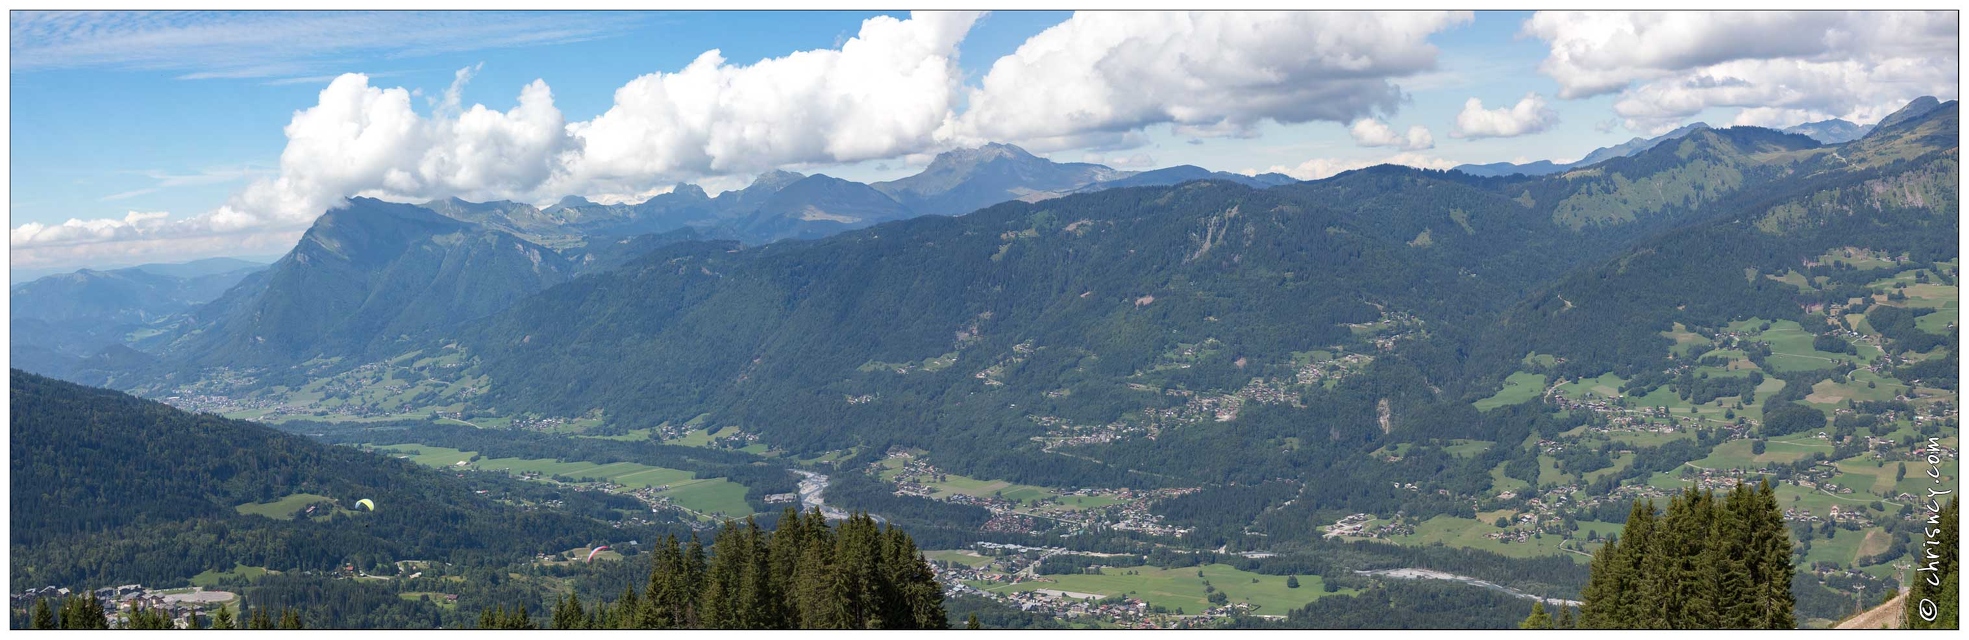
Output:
[
  {"left": 974, "top": 563, "right": 1349, "bottom": 614},
  {"left": 374, "top": 444, "right": 753, "bottom": 517}
]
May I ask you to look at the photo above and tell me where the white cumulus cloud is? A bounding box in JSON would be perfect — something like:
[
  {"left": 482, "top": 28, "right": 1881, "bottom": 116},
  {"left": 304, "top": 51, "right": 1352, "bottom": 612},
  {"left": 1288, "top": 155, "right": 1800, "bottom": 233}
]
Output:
[
  {"left": 550, "top": 10, "right": 979, "bottom": 198},
  {"left": 1257, "top": 152, "right": 1458, "bottom": 182},
  {"left": 1349, "top": 118, "right": 1434, "bottom": 150},
  {"left": 1451, "top": 93, "right": 1560, "bottom": 139},
  {"left": 956, "top": 11, "right": 1471, "bottom": 151},
  {"left": 1524, "top": 11, "right": 1958, "bottom": 132},
  {"left": 12, "top": 11, "right": 980, "bottom": 268},
  {"left": 16, "top": 10, "right": 1491, "bottom": 269}
]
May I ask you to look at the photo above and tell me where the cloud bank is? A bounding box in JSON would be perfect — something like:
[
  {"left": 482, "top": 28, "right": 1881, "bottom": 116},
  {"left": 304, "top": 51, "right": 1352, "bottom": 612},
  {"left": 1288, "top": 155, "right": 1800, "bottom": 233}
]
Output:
[
  {"left": 16, "top": 10, "right": 1480, "bottom": 269},
  {"left": 1524, "top": 11, "right": 1958, "bottom": 133},
  {"left": 955, "top": 11, "right": 1470, "bottom": 151}
]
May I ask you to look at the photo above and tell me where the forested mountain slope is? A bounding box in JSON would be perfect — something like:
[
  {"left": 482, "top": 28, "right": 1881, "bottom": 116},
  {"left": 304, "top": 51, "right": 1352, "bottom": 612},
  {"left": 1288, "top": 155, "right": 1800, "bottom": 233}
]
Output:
[
  {"left": 162, "top": 198, "right": 582, "bottom": 369},
  {"left": 1479, "top": 101, "right": 1958, "bottom": 379},
  {"left": 9, "top": 370, "right": 671, "bottom": 591},
  {"left": 10, "top": 260, "right": 265, "bottom": 375}
]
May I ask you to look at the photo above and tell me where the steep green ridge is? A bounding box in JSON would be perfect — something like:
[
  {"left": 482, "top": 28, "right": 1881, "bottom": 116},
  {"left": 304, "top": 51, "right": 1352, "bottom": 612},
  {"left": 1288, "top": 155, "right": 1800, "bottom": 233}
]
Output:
[
  {"left": 165, "top": 198, "right": 581, "bottom": 368},
  {"left": 1484, "top": 103, "right": 1959, "bottom": 380},
  {"left": 8, "top": 370, "right": 670, "bottom": 590}
]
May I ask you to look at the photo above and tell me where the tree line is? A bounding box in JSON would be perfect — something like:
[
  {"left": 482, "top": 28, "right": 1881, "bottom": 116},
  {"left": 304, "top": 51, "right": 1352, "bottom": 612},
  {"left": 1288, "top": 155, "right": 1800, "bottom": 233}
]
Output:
[
  {"left": 487, "top": 509, "right": 947, "bottom": 629},
  {"left": 26, "top": 594, "right": 302, "bottom": 630},
  {"left": 1575, "top": 480, "right": 1795, "bottom": 628}
]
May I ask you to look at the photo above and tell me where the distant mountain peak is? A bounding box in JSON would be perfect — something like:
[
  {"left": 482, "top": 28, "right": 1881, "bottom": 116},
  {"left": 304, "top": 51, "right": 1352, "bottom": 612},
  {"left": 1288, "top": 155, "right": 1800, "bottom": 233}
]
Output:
[
  {"left": 751, "top": 169, "right": 807, "bottom": 189},
  {"left": 1455, "top": 122, "right": 1712, "bottom": 178},
  {"left": 1782, "top": 118, "right": 1873, "bottom": 144},
  {"left": 668, "top": 183, "right": 709, "bottom": 200},
  {"left": 920, "top": 143, "right": 1047, "bottom": 172},
  {"left": 1875, "top": 96, "right": 1945, "bottom": 131}
]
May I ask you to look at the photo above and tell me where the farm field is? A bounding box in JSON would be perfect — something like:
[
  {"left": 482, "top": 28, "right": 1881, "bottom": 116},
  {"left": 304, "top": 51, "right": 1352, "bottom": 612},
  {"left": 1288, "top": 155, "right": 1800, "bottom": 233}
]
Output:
[
  {"left": 190, "top": 564, "right": 269, "bottom": 588},
  {"left": 923, "top": 549, "right": 994, "bottom": 568},
  {"left": 373, "top": 444, "right": 754, "bottom": 518},
  {"left": 235, "top": 493, "right": 343, "bottom": 519},
  {"left": 1476, "top": 372, "right": 1547, "bottom": 411},
  {"left": 973, "top": 563, "right": 1347, "bottom": 615},
  {"left": 1352, "top": 515, "right": 1618, "bottom": 562}
]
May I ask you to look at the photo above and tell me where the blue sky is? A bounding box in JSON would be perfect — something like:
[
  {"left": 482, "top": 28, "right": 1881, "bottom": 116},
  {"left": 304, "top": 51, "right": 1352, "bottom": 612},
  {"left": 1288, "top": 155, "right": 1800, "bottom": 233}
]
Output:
[{"left": 9, "top": 10, "right": 1957, "bottom": 270}]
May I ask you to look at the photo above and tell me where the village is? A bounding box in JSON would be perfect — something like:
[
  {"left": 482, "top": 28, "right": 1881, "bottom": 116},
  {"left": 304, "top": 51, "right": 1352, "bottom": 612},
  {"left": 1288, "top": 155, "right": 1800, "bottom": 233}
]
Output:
[
  {"left": 878, "top": 452, "right": 1195, "bottom": 539},
  {"left": 13, "top": 584, "right": 236, "bottom": 630},
  {"left": 928, "top": 543, "right": 1271, "bottom": 629}
]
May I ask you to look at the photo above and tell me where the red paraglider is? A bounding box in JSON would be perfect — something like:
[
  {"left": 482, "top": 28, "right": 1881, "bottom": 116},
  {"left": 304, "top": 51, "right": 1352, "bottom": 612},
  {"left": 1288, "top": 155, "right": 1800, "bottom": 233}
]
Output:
[{"left": 585, "top": 546, "right": 609, "bottom": 563}]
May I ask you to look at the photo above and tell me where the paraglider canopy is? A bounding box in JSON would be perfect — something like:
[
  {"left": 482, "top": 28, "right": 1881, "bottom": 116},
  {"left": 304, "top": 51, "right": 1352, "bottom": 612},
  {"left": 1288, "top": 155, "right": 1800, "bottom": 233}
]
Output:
[
  {"left": 586, "top": 546, "right": 609, "bottom": 562},
  {"left": 355, "top": 499, "right": 375, "bottom": 511}
]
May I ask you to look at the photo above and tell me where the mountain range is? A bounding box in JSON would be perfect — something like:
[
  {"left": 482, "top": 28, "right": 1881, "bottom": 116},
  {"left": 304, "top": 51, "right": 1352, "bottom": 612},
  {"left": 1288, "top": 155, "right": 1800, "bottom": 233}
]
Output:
[
  {"left": 8, "top": 96, "right": 1956, "bottom": 629},
  {"left": 1452, "top": 123, "right": 1718, "bottom": 177},
  {"left": 10, "top": 258, "right": 267, "bottom": 376},
  {"left": 16, "top": 142, "right": 1303, "bottom": 380}
]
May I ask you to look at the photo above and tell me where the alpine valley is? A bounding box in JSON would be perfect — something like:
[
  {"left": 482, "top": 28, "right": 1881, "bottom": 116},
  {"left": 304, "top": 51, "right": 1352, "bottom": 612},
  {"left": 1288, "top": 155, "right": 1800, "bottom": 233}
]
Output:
[{"left": 10, "top": 97, "right": 1959, "bottom": 629}]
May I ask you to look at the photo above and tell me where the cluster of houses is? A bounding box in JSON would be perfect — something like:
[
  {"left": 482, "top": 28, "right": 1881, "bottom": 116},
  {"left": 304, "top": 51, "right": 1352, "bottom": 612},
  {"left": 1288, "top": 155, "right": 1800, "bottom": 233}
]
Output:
[
  {"left": 14, "top": 584, "right": 236, "bottom": 629},
  {"left": 160, "top": 393, "right": 284, "bottom": 417},
  {"left": 1323, "top": 513, "right": 1413, "bottom": 540},
  {"left": 879, "top": 453, "right": 1197, "bottom": 538},
  {"left": 1028, "top": 415, "right": 1145, "bottom": 453},
  {"left": 931, "top": 552, "right": 1232, "bottom": 629},
  {"left": 1296, "top": 352, "right": 1373, "bottom": 386}
]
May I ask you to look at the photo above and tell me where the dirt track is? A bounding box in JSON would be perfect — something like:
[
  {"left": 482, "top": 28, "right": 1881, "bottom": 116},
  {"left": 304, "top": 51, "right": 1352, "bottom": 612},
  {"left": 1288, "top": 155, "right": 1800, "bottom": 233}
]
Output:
[{"left": 1835, "top": 589, "right": 1905, "bottom": 629}]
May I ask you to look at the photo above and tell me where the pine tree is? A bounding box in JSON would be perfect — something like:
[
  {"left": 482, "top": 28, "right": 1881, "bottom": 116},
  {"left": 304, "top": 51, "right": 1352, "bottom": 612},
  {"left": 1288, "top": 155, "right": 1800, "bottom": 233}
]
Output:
[
  {"left": 247, "top": 606, "right": 274, "bottom": 630},
  {"left": 642, "top": 534, "right": 686, "bottom": 628},
  {"left": 1659, "top": 489, "right": 1718, "bottom": 628},
  {"left": 1714, "top": 483, "right": 1760, "bottom": 628},
  {"left": 278, "top": 608, "right": 302, "bottom": 630},
  {"left": 1520, "top": 602, "right": 1554, "bottom": 629},
  {"left": 552, "top": 593, "right": 588, "bottom": 630},
  {"left": 681, "top": 534, "right": 708, "bottom": 628},
  {"left": 1749, "top": 479, "right": 1795, "bottom": 628},
  {"left": 700, "top": 520, "right": 746, "bottom": 628},
  {"left": 794, "top": 510, "right": 847, "bottom": 628},
  {"left": 1556, "top": 605, "right": 1575, "bottom": 629},
  {"left": 483, "top": 510, "right": 945, "bottom": 630},
  {"left": 736, "top": 517, "right": 784, "bottom": 628},
  {"left": 1578, "top": 530, "right": 1623, "bottom": 628},
  {"left": 610, "top": 586, "right": 640, "bottom": 629},
  {"left": 1582, "top": 481, "right": 1796, "bottom": 629},
  {"left": 30, "top": 598, "right": 54, "bottom": 630},
  {"left": 966, "top": 613, "right": 982, "bottom": 629},
  {"left": 1286, "top": 575, "right": 1300, "bottom": 588},
  {"left": 212, "top": 606, "right": 235, "bottom": 630},
  {"left": 882, "top": 523, "right": 947, "bottom": 629},
  {"left": 841, "top": 514, "right": 889, "bottom": 628},
  {"left": 767, "top": 506, "right": 808, "bottom": 620},
  {"left": 58, "top": 594, "right": 109, "bottom": 630}
]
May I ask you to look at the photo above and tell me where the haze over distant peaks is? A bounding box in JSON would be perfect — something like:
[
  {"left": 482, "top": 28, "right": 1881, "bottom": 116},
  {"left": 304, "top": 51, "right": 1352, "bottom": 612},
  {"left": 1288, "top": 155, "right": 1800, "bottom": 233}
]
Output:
[
  {"left": 1453, "top": 123, "right": 1712, "bottom": 178},
  {"left": 1782, "top": 119, "right": 1873, "bottom": 144}
]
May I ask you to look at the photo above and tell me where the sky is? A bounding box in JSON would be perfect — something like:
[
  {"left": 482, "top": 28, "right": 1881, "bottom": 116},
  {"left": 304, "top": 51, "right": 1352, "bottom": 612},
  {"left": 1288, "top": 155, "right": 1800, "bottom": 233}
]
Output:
[{"left": 8, "top": 10, "right": 1959, "bottom": 271}]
